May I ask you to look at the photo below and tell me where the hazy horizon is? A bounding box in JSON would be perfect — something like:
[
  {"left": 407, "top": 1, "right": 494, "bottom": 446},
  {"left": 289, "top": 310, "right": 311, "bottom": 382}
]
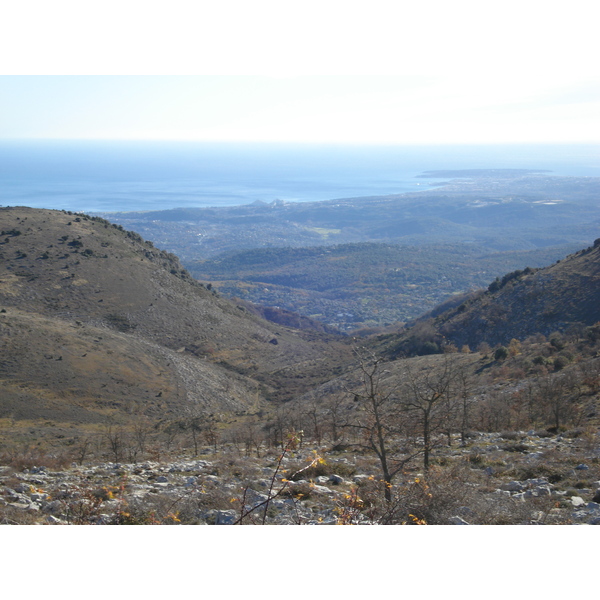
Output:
[
  {"left": 2, "top": 74, "right": 598, "bottom": 146},
  {"left": 2, "top": 140, "right": 598, "bottom": 214}
]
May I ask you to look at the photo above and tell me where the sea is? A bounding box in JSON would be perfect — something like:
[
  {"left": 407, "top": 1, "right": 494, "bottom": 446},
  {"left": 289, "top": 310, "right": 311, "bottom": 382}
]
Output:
[{"left": 0, "top": 140, "right": 599, "bottom": 214}]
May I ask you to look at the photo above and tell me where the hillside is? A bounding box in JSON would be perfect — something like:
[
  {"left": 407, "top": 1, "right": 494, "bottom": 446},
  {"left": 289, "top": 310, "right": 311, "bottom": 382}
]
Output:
[
  {"left": 0, "top": 207, "right": 351, "bottom": 443},
  {"left": 380, "top": 239, "right": 600, "bottom": 356}
]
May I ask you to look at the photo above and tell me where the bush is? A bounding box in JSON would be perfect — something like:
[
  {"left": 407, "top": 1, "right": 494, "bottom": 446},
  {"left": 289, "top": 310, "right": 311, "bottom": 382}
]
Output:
[
  {"left": 494, "top": 346, "right": 509, "bottom": 361},
  {"left": 380, "top": 465, "right": 481, "bottom": 525},
  {"left": 549, "top": 333, "right": 565, "bottom": 350},
  {"left": 287, "top": 458, "right": 355, "bottom": 481},
  {"left": 501, "top": 443, "right": 529, "bottom": 453},
  {"left": 553, "top": 355, "right": 571, "bottom": 371},
  {"left": 500, "top": 431, "right": 523, "bottom": 441}
]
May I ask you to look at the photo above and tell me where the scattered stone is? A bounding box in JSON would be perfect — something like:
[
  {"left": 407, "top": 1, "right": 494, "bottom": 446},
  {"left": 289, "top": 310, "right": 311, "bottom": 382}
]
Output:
[
  {"left": 42, "top": 500, "right": 63, "bottom": 514},
  {"left": 0, "top": 426, "right": 597, "bottom": 525}
]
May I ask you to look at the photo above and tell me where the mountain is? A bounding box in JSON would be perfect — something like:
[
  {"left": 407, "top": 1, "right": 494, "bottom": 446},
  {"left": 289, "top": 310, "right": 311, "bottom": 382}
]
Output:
[
  {"left": 383, "top": 239, "right": 600, "bottom": 356},
  {"left": 0, "top": 207, "right": 351, "bottom": 440}
]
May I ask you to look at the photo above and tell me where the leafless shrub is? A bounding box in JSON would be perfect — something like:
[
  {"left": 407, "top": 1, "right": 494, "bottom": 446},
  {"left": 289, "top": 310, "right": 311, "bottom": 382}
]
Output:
[
  {"left": 0, "top": 446, "right": 73, "bottom": 470},
  {"left": 378, "top": 463, "right": 483, "bottom": 524}
]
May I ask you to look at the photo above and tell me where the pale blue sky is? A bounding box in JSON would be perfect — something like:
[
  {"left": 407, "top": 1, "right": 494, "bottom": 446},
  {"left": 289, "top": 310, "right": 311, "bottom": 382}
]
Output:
[{"left": 1, "top": 1, "right": 598, "bottom": 144}]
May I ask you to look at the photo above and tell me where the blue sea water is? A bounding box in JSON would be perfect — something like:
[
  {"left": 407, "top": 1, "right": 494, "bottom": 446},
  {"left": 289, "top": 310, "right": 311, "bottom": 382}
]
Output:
[{"left": 0, "top": 140, "right": 598, "bottom": 214}]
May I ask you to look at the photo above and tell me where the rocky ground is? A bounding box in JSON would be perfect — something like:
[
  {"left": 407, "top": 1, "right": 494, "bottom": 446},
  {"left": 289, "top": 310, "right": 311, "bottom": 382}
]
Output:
[{"left": 1, "top": 428, "right": 599, "bottom": 525}]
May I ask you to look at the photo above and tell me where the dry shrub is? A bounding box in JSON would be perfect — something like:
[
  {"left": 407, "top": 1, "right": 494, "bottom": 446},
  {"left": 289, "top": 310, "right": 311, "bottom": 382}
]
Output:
[
  {"left": 118, "top": 492, "right": 205, "bottom": 525},
  {"left": 279, "top": 481, "right": 314, "bottom": 500},
  {"left": 194, "top": 478, "right": 237, "bottom": 514},
  {"left": 286, "top": 458, "right": 356, "bottom": 481},
  {"left": 0, "top": 504, "right": 42, "bottom": 525},
  {"left": 212, "top": 452, "right": 261, "bottom": 481},
  {"left": 0, "top": 447, "right": 73, "bottom": 471},
  {"left": 475, "top": 492, "right": 563, "bottom": 525},
  {"left": 379, "top": 464, "right": 483, "bottom": 525}
]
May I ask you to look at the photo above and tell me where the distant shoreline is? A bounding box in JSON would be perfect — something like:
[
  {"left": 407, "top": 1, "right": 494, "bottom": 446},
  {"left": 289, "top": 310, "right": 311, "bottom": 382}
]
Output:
[
  {"left": 417, "top": 168, "right": 552, "bottom": 179},
  {"left": 1, "top": 142, "right": 598, "bottom": 213}
]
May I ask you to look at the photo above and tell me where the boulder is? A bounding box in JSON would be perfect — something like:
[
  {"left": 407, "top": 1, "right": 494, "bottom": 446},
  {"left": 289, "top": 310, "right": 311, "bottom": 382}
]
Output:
[
  {"left": 525, "top": 486, "right": 552, "bottom": 497},
  {"left": 42, "top": 500, "right": 64, "bottom": 514},
  {"left": 500, "top": 481, "right": 524, "bottom": 492},
  {"left": 205, "top": 509, "right": 237, "bottom": 525},
  {"left": 525, "top": 478, "right": 549, "bottom": 488},
  {"left": 243, "top": 488, "right": 269, "bottom": 508}
]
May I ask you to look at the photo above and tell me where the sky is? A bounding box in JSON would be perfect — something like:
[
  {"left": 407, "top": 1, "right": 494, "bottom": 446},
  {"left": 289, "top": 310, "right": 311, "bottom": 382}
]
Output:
[{"left": 0, "top": 0, "right": 599, "bottom": 145}]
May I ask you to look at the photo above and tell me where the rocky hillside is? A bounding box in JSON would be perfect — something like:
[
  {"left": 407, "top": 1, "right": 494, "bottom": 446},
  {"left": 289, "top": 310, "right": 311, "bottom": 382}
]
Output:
[
  {"left": 0, "top": 207, "right": 351, "bottom": 440},
  {"left": 2, "top": 430, "right": 599, "bottom": 525}
]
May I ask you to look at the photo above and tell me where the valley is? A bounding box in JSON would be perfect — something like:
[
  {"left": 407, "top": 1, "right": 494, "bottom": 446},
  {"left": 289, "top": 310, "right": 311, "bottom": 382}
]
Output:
[
  {"left": 1, "top": 170, "right": 600, "bottom": 525},
  {"left": 99, "top": 172, "right": 600, "bottom": 330}
]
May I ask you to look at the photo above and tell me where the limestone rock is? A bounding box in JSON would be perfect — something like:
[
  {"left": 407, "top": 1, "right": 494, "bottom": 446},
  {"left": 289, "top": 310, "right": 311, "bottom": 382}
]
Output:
[
  {"left": 500, "top": 481, "right": 524, "bottom": 492},
  {"left": 449, "top": 516, "right": 470, "bottom": 525}
]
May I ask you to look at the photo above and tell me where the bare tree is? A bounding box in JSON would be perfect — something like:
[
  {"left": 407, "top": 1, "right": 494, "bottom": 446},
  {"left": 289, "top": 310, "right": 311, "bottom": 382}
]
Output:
[
  {"left": 303, "top": 396, "right": 324, "bottom": 446},
  {"left": 401, "top": 355, "right": 461, "bottom": 471},
  {"left": 536, "top": 370, "right": 583, "bottom": 430},
  {"left": 456, "top": 365, "right": 474, "bottom": 445},
  {"left": 324, "top": 392, "right": 346, "bottom": 445},
  {"left": 344, "top": 347, "right": 419, "bottom": 502},
  {"left": 104, "top": 421, "right": 125, "bottom": 463},
  {"left": 183, "top": 416, "right": 204, "bottom": 456}
]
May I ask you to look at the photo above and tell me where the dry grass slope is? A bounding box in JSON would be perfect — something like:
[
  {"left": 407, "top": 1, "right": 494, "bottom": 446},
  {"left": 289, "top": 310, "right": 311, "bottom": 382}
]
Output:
[{"left": 0, "top": 207, "right": 352, "bottom": 447}]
